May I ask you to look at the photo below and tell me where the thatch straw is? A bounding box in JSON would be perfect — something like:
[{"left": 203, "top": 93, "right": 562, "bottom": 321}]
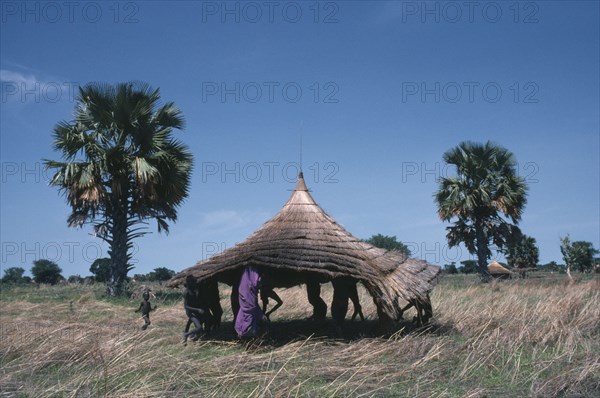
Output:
[
  {"left": 167, "top": 173, "right": 440, "bottom": 320},
  {"left": 488, "top": 260, "right": 511, "bottom": 275}
]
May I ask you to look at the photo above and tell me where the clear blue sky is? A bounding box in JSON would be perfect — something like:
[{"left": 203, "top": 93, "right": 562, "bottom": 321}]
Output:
[{"left": 1, "top": 1, "right": 599, "bottom": 278}]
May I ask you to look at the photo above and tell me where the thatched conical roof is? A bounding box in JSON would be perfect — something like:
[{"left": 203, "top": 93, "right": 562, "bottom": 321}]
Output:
[
  {"left": 487, "top": 260, "right": 511, "bottom": 274},
  {"left": 167, "top": 173, "right": 440, "bottom": 319}
]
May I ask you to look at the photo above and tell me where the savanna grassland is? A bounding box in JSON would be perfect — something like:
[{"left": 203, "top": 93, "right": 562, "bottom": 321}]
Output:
[{"left": 1, "top": 274, "right": 598, "bottom": 398}]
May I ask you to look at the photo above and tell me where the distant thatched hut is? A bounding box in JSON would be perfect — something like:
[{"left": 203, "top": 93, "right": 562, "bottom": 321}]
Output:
[
  {"left": 488, "top": 260, "right": 512, "bottom": 279},
  {"left": 167, "top": 173, "right": 440, "bottom": 329}
]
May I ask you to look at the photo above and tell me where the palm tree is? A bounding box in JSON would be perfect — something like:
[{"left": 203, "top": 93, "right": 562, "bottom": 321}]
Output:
[
  {"left": 435, "top": 141, "right": 528, "bottom": 281},
  {"left": 45, "top": 82, "right": 194, "bottom": 296}
]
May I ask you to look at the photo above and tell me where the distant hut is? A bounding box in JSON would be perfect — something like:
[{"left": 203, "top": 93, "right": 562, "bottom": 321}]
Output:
[
  {"left": 167, "top": 173, "right": 440, "bottom": 330},
  {"left": 487, "top": 260, "right": 512, "bottom": 279}
]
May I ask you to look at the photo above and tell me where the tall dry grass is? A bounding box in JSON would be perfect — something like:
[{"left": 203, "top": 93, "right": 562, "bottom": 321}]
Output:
[{"left": 0, "top": 276, "right": 598, "bottom": 397}]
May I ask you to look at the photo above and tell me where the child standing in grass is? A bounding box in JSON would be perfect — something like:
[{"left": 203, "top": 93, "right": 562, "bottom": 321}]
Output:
[{"left": 135, "top": 289, "right": 157, "bottom": 330}]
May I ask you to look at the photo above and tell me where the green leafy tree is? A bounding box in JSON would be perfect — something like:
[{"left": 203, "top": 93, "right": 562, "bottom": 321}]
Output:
[
  {"left": 89, "top": 258, "right": 111, "bottom": 282},
  {"left": 1, "top": 267, "right": 26, "bottom": 284},
  {"left": 505, "top": 234, "right": 539, "bottom": 278},
  {"left": 364, "top": 234, "right": 412, "bottom": 256},
  {"left": 435, "top": 141, "right": 528, "bottom": 282},
  {"left": 31, "top": 260, "right": 63, "bottom": 285},
  {"left": 147, "top": 267, "right": 175, "bottom": 282},
  {"left": 560, "top": 236, "right": 598, "bottom": 279},
  {"left": 45, "top": 82, "right": 194, "bottom": 296},
  {"left": 459, "top": 260, "right": 478, "bottom": 274},
  {"left": 444, "top": 262, "right": 458, "bottom": 274}
]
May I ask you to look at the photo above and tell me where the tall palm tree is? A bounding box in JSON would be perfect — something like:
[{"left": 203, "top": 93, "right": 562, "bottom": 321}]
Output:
[
  {"left": 435, "top": 141, "right": 528, "bottom": 281},
  {"left": 45, "top": 82, "right": 194, "bottom": 296}
]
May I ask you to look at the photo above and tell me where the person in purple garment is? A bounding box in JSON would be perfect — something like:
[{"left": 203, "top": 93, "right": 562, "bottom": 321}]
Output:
[{"left": 234, "top": 266, "right": 268, "bottom": 338}]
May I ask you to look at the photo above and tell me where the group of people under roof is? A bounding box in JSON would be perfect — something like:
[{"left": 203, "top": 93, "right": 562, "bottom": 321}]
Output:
[
  {"left": 178, "top": 267, "right": 424, "bottom": 342},
  {"left": 134, "top": 266, "right": 433, "bottom": 339}
]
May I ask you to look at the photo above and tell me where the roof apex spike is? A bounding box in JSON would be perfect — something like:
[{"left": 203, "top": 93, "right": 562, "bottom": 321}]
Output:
[{"left": 294, "top": 171, "right": 308, "bottom": 192}]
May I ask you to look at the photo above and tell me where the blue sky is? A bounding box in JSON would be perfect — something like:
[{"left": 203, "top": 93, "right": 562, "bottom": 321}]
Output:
[{"left": 1, "top": 1, "right": 599, "bottom": 278}]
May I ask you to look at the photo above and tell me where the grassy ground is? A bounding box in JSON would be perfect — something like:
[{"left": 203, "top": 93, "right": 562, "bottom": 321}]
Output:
[{"left": 1, "top": 274, "right": 598, "bottom": 397}]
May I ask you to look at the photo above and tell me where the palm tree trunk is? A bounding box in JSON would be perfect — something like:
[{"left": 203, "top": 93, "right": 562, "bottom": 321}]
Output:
[
  {"left": 106, "top": 195, "right": 129, "bottom": 296},
  {"left": 475, "top": 220, "right": 491, "bottom": 283}
]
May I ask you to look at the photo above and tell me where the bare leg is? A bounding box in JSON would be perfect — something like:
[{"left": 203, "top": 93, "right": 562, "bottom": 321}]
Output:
[
  {"left": 306, "top": 280, "right": 327, "bottom": 320},
  {"left": 331, "top": 279, "right": 349, "bottom": 325},
  {"left": 348, "top": 282, "right": 364, "bottom": 321},
  {"left": 141, "top": 315, "right": 151, "bottom": 330},
  {"left": 264, "top": 290, "right": 283, "bottom": 320},
  {"left": 207, "top": 280, "right": 223, "bottom": 331},
  {"left": 183, "top": 316, "right": 204, "bottom": 342},
  {"left": 230, "top": 282, "right": 240, "bottom": 326}
]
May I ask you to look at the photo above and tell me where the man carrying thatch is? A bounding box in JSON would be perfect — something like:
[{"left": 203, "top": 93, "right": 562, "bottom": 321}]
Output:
[
  {"left": 331, "top": 277, "right": 364, "bottom": 324},
  {"left": 234, "top": 266, "right": 268, "bottom": 338},
  {"left": 306, "top": 279, "right": 327, "bottom": 321},
  {"left": 182, "top": 275, "right": 211, "bottom": 342},
  {"left": 200, "top": 278, "right": 223, "bottom": 330}
]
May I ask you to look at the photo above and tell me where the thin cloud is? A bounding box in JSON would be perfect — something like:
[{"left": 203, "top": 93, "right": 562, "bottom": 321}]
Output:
[
  {"left": 0, "top": 69, "right": 40, "bottom": 86},
  {"left": 198, "top": 209, "right": 269, "bottom": 235},
  {"left": 1, "top": 67, "right": 78, "bottom": 104}
]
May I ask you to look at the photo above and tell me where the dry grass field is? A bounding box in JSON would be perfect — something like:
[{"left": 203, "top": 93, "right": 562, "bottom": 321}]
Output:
[{"left": 1, "top": 274, "right": 598, "bottom": 397}]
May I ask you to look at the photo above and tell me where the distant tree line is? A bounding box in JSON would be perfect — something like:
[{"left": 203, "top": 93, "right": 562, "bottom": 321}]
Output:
[
  {"left": 131, "top": 267, "right": 176, "bottom": 283},
  {"left": 1, "top": 258, "right": 177, "bottom": 286},
  {"left": 442, "top": 260, "right": 571, "bottom": 275},
  {"left": 1, "top": 259, "right": 64, "bottom": 285},
  {"left": 88, "top": 259, "right": 175, "bottom": 283},
  {"left": 362, "top": 231, "right": 599, "bottom": 278}
]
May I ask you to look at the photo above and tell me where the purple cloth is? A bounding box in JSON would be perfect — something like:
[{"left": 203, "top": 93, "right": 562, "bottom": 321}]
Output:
[{"left": 234, "top": 266, "right": 266, "bottom": 338}]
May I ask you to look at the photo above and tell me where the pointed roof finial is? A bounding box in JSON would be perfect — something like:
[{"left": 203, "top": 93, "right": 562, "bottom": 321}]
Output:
[
  {"left": 294, "top": 171, "right": 308, "bottom": 192},
  {"left": 299, "top": 132, "right": 303, "bottom": 174}
]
